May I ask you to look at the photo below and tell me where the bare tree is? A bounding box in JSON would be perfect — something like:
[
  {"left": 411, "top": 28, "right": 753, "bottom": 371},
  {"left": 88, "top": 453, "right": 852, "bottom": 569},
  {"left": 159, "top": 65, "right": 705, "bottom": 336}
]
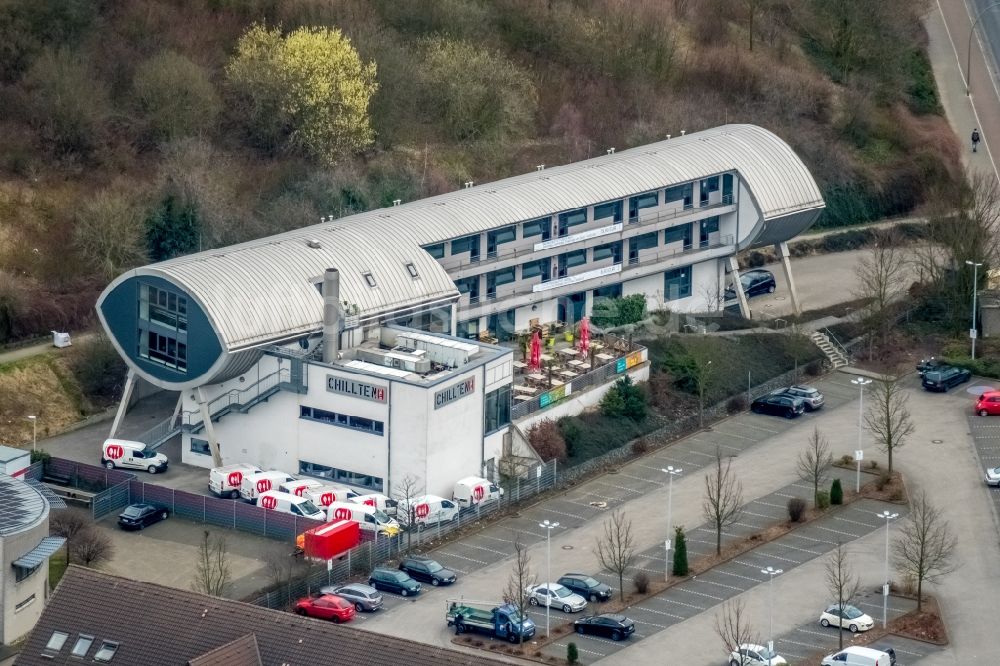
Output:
[
  {"left": 743, "top": 0, "right": 765, "bottom": 51},
  {"left": 501, "top": 534, "right": 535, "bottom": 644},
  {"left": 192, "top": 530, "right": 231, "bottom": 597},
  {"left": 714, "top": 599, "right": 758, "bottom": 666},
  {"left": 893, "top": 491, "right": 957, "bottom": 611},
  {"left": 854, "top": 229, "right": 908, "bottom": 352},
  {"left": 864, "top": 376, "right": 914, "bottom": 474},
  {"left": 50, "top": 510, "right": 90, "bottom": 560},
  {"left": 825, "top": 542, "right": 861, "bottom": 650},
  {"left": 70, "top": 528, "right": 114, "bottom": 568},
  {"left": 683, "top": 336, "right": 722, "bottom": 428},
  {"left": 392, "top": 474, "right": 424, "bottom": 554},
  {"left": 595, "top": 510, "right": 637, "bottom": 602},
  {"left": 703, "top": 446, "right": 744, "bottom": 556},
  {"left": 796, "top": 427, "right": 833, "bottom": 506}
]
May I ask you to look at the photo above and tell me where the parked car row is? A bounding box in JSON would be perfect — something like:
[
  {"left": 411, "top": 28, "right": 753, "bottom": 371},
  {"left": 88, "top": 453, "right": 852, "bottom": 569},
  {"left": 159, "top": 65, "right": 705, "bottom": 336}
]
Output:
[{"left": 750, "top": 384, "right": 825, "bottom": 419}]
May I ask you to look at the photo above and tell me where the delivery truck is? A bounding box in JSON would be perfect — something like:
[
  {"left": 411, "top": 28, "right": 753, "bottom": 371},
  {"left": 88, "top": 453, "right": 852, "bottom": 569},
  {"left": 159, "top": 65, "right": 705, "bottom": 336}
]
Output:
[
  {"left": 446, "top": 599, "right": 536, "bottom": 643},
  {"left": 209, "top": 463, "right": 262, "bottom": 499},
  {"left": 300, "top": 520, "right": 361, "bottom": 560},
  {"left": 452, "top": 476, "right": 504, "bottom": 507}
]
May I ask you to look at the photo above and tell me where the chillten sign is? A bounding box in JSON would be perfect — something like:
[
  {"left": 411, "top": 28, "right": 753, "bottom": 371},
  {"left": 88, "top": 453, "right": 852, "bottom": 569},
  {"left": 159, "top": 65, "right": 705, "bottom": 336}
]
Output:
[{"left": 434, "top": 377, "right": 475, "bottom": 409}]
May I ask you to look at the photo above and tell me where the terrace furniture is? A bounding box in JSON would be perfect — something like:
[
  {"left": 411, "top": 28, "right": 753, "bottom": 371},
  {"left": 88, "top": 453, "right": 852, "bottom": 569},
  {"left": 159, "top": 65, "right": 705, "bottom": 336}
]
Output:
[
  {"left": 596, "top": 353, "right": 615, "bottom": 362},
  {"left": 558, "top": 348, "right": 578, "bottom": 357},
  {"left": 513, "top": 384, "right": 537, "bottom": 395},
  {"left": 568, "top": 359, "right": 587, "bottom": 369},
  {"left": 558, "top": 370, "right": 577, "bottom": 379}
]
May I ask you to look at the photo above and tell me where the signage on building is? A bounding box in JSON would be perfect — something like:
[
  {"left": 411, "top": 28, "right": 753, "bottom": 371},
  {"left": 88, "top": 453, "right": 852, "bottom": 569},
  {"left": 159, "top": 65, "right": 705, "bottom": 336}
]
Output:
[
  {"left": 327, "top": 375, "right": 387, "bottom": 402},
  {"left": 539, "top": 383, "right": 570, "bottom": 408},
  {"left": 615, "top": 351, "right": 643, "bottom": 374},
  {"left": 434, "top": 376, "right": 476, "bottom": 409},
  {"left": 533, "top": 264, "right": 622, "bottom": 293},
  {"left": 533, "top": 223, "right": 623, "bottom": 251}
]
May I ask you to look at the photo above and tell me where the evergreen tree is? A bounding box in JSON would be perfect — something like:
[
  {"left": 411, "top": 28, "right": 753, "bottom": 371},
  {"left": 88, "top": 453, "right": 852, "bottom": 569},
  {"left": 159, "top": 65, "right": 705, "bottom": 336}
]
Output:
[
  {"left": 672, "top": 525, "right": 688, "bottom": 576},
  {"left": 830, "top": 478, "right": 844, "bottom": 505}
]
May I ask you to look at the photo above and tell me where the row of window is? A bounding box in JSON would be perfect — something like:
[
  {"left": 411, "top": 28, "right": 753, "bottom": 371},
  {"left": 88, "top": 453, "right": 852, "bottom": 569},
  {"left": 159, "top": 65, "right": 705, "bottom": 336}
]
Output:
[
  {"left": 484, "top": 385, "right": 511, "bottom": 434},
  {"left": 425, "top": 175, "right": 734, "bottom": 262},
  {"left": 138, "top": 283, "right": 189, "bottom": 374},
  {"left": 139, "top": 330, "right": 188, "bottom": 371},
  {"left": 299, "top": 461, "right": 384, "bottom": 492},
  {"left": 300, "top": 406, "right": 385, "bottom": 436}
]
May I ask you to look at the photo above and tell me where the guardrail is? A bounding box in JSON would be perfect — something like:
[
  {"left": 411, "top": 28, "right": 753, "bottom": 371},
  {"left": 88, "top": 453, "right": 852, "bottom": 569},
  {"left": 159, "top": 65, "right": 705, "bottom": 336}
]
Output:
[{"left": 182, "top": 368, "right": 290, "bottom": 429}]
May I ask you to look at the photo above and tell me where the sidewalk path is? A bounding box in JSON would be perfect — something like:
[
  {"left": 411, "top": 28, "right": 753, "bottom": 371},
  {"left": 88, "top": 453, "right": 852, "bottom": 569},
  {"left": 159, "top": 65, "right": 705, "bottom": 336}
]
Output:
[{"left": 0, "top": 332, "right": 96, "bottom": 365}]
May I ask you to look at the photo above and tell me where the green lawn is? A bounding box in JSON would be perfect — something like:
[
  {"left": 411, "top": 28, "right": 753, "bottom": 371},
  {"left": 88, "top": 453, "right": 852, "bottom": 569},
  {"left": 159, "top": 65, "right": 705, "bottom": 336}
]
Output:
[{"left": 49, "top": 548, "right": 68, "bottom": 590}]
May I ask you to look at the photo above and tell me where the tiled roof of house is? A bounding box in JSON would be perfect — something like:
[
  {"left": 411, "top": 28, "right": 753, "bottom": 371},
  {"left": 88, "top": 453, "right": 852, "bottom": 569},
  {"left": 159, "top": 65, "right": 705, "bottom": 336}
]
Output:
[
  {"left": 187, "top": 634, "right": 261, "bottom": 666},
  {"left": 16, "top": 567, "right": 513, "bottom": 666}
]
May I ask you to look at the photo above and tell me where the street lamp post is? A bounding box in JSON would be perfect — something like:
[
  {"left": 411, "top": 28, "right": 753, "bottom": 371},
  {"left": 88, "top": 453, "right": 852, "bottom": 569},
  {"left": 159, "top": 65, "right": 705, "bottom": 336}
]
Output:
[
  {"left": 27, "top": 415, "right": 37, "bottom": 453},
  {"left": 877, "top": 510, "right": 899, "bottom": 629},
  {"left": 539, "top": 519, "right": 559, "bottom": 638},
  {"left": 761, "top": 566, "right": 783, "bottom": 655},
  {"left": 850, "top": 378, "right": 871, "bottom": 492},
  {"left": 661, "top": 466, "right": 682, "bottom": 582},
  {"left": 966, "top": 1, "right": 1000, "bottom": 95},
  {"left": 966, "top": 260, "right": 983, "bottom": 360}
]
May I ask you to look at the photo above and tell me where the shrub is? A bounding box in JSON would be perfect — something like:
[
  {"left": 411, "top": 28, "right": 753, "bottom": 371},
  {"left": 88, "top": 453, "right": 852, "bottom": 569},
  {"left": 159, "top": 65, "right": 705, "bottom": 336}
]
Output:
[
  {"left": 632, "top": 436, "right": 650, "bottom": 455},
  {"left": 745, "top": 250, "right": 770, "bottom": 268},
  {"left": 815, "top": 490, "right": 831, "bottom": 510},
  {"left": 787, "top": 497, "right": 807, "bottom": 522},
  {"left": 592, "top": 294, "right": 648, "bottom": 328},
  {"left": 869, "top": 460, "right": 879, "bottom": 469},
  {"left": 133, "top": 51, "right": 221, "bottom": 142},
  {"left": 830, "top": 479, "right": 844, "bottom": 505},
  {"left": 68, "top": 334, "right": 128, "bottom": 402},
  {"left": 672, "top": 526, "right": 688, "bottom": 576},
  {"left": 73, "top": 187, "right": 149, "bottom": 280},
  {"left": 805, "top": 359, "right": 823, "bottom": 377},
  {"left": 726, "top": 395, "right": 747, "bottom": 414},
  {"left": 889, "top": 487, "right": 905, "bottom": 502},
  {"left": 633, "top": 570, "right": 650, "bottom": 594},
  {"left": 876, "top": 470, "right": 891, "bottom": 491},
  {"left": 527, "top": 419, "right": 567, "bottom": 462},
  {"left": 840, "top": 454, "right": 853, "bottom": 465},
  {"left": 600, "top": 376, "right": 647, "bottom": 420},
  {"left": 567, "top": 642, "right": 579, "bottom": 665}
]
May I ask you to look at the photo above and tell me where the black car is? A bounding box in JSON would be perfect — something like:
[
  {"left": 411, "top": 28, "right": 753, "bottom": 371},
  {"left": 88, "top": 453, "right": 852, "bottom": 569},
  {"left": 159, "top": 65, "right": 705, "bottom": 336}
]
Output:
[
  {"left": 398, "top": 556, "right": 457, "bottom": 586},
  {"left": 573, "top": 614, "right": 635, "bottom": 641},
  {"left": 368, "top": 567, "right": 421, "bottom": 596},
  {"left": 922, "top": 365, "right": 972, "bottom": 392},
  {"left": 725, "top": 269, "right": 776, "bottom": 300},
  {"left": 916, "top": 357, "right": 944, "bottom": 378},
  {"left": 750, "top": 394, "right": 805, "bottom": 418},
  {"left": 117, "top": 503, "right": 169, "bottom": 530},
  {"left": 558, "top": 574, "right": 612, "bottom": 602}
]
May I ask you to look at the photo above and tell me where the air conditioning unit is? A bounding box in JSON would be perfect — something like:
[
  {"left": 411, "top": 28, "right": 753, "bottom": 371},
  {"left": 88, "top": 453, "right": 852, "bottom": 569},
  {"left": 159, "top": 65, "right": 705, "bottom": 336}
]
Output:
[{"left": 355, "top": 348, "right": 431, "bottom": 374}]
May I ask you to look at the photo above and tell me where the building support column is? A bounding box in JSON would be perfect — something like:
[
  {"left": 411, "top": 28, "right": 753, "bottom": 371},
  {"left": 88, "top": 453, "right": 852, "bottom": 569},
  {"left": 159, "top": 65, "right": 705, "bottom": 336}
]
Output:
[
  {"left": 450, "top": 302, "right": 458, "bottom": 337},
  {"left": 726, "top": 256, "right": 751, "bottom": 319},
  {"left": 774, "top": 241, "right": 801, "bottom": 316},
  {"left": 108, "top": 369, "right": 136, "bottom": 439},
  {"left": 196, "top": 387, "right": 223, "bottom": 468}
]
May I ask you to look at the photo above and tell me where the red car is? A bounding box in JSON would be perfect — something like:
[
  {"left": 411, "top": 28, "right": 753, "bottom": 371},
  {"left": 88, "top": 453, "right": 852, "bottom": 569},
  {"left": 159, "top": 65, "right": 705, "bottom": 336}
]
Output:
[
  {"left": 294, "top": 594, "right": 356, "bottom": 623},
  {"left": 976, "top": 390, "right": 1000, "bottom": 416}
]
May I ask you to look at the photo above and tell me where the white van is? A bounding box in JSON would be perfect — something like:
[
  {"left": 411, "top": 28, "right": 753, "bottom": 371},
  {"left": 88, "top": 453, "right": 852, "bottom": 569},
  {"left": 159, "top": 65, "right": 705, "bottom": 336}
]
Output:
[
  {"left": 101, "top": 439, "right": 168, "bottom": 474},
  {"left": 279, "top": 478, "right": 323, "bottom": 497},
  {"left": 821, "top": 646, "right": 894, "bottom": 666},
  {"left": 349, "top": 493, "right": 398, "bottom": 516},
  {"left": 303, "top": 485, "right": 360, "bottom": 508},
  {"left": 452, "top": 476, "right": 504, "bottom": 507},
  {"left": 326, "top": 501, "right": 400, "bottom": 535},
  {"left": 209, "top": 463, "right": 262, "bottom": 499},
  {"left": 398, "top": 494, "right": 459, "bottom": 528},
  {"left": 240, "top": 470, "right": 294, "bottom": 502},
  {"left": 256, "top": 490, "right": 326, "bottom": 521}
]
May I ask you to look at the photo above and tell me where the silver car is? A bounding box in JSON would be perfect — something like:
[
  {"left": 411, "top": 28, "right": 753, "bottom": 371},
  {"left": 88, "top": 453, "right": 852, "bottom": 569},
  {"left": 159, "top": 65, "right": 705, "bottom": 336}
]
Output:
[
  {"left": 985, "top": 466, "right": 1000, "bottom": 487},
  {"left": 526, "top": 583, "right": 588, "bottom": 613},
  {"left": 321, "top": 583, "right": 384, "bottom": 612},
  {"left": 778, "top": 385, "right": 824, "bottom": 411}
]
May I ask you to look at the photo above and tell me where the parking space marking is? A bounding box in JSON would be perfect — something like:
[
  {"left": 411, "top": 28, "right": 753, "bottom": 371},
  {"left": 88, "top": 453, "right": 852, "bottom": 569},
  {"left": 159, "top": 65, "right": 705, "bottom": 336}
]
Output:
[
  {"left": 711, "top": 568, "right": 764, "bottom": 585},
  {"left": 812, "top": 524, "right": 867, "bottom": 539},
  {"left": 454, "top": 541, "right": 511, "bottom": 558},
  {"left": 652, "top": 596, "right": 706, "bottom": 611},
  {"left": 553, "top": 641, "right": 607, "bottom": 657},
  {"left": 435, "top": 551, "right": 488, "bottom": 566}
]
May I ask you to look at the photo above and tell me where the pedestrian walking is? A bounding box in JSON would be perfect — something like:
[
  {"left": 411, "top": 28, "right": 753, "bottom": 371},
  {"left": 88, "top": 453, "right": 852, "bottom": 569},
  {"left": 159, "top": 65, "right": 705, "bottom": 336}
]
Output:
[{"left": 972, "top": 128, "right": 981, "bottom": 152}]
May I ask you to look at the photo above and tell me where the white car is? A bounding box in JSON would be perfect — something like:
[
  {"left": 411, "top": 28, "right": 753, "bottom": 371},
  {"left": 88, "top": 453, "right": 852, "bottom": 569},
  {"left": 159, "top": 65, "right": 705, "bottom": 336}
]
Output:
[
  {"left": 729, "top": 643, "right": 787, "bottom": 666},
  {"left": 819, "top": 603, "right": 874, "bottom": 633},
  {"left": 525, "top": 583, "right": 588, "bottom": 613},
  {"left": 985, "top": 466, "right": 1000, "bottom": 487}
]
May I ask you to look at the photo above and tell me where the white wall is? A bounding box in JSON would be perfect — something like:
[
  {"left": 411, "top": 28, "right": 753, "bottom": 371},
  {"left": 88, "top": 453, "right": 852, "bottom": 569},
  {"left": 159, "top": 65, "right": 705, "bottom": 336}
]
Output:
[
  {"left": 736, "top": 179, "right": 762, "bottom": 246},
  {"left": 421, "top": 367, "right": 486, "bottom": 498},
  {"left": 1, "top": 517, "right": 49, "bottom": 645}
]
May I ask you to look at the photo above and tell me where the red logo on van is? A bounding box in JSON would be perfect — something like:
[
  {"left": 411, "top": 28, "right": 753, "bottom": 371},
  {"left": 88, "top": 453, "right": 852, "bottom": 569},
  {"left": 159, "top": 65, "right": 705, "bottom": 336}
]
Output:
[
  {"left": 106, "top": 444, "right": 124, "bottom": 460},
  {"left": 473, "top": 485, "right": 485, "bottom": 501},
  {"left": 294, "top": 485, "right": 306, "bottom": 497},
  {"left": 256, "top": 478, "right": 272, "bottom": 493},
  {"left": 260, "top": 495, "right": 277, "bottom": 510},
  {"left": 227, "top": 471, "right": 243, "bottom": 487},
  {"left": 415, "top": 503, "right": 430, "bottom": 518},
  {"left": 363, "top": 498, "right": 376, "bottom": 507},
  {"left": 334, "top": 507, "right": 351, "bottom": 520},
  {"left": 320, "top": 492, "right": 334, "bottom": 506}
]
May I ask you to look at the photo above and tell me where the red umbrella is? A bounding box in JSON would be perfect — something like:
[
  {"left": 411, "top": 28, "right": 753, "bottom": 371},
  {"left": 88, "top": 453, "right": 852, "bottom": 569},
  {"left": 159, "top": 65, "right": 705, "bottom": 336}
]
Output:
[
  {"left": 529, "top": 330, "right": 542, "bottom": 372},
  {"left": 578, "top": 316, "right": 590, "bottom": 354}
]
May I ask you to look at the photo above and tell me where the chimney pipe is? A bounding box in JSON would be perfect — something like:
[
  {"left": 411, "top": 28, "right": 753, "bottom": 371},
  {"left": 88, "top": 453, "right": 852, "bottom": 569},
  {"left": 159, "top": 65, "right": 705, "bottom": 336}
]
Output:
[{"left": 322, "top": 269, "right": 340, "bottom": 363}]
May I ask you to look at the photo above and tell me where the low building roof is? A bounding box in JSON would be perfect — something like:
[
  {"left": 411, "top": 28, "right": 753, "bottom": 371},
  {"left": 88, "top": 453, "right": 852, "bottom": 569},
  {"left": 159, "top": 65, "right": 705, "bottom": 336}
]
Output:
[{"left": 0, "top": 472, "right": 48, "bottom": 537}]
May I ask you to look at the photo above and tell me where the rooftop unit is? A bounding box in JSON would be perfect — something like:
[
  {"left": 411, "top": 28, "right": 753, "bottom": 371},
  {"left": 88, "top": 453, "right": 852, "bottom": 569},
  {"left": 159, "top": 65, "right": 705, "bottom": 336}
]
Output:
[
  {"left": 394, "top": 331, "right": 479, "bottom": 369},
  {"left": 355, "top": 347, "right": 432, "bottom": 374}
]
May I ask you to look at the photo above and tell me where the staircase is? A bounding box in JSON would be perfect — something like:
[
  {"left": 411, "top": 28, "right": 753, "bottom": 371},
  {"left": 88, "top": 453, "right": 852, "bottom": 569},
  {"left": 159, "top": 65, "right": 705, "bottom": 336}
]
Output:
[
  {"left": 180, "top": 368, "right": 293, "bottom": 436},
  {"left": 809, "top": 330, "right": 849, "bottom": 369}
]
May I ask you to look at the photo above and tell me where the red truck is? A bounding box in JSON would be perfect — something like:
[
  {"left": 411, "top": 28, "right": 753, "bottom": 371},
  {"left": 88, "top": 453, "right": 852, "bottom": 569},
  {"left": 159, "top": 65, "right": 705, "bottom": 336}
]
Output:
[{"left": 298, "top": 520, "right": 360, "bottom": 560}]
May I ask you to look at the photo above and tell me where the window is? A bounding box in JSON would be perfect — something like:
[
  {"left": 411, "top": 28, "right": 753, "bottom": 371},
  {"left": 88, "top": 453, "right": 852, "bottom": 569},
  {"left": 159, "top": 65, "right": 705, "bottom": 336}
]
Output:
[
  {"left": 557, "top": 249, "right": 587, "bottom": 278},
  {"left": 487, "top": 226, "right": 517, "bottom": 257},
  {"left": 628, "top": 233, "right": 659, "bottom": 264},
  {"left": 486, "top": 267, "right": 516, "bottom": 298},
  {"left": 45, "top": 631, "right": 69, "bottom": 652},
  {"left": 664, "top": 224, "right": 692, "bottom": 248},
  {"left": 405, "top": 262, "right": 419, "bottom": 279},
  {"left": 700, "top": 176, "right": 720, "bottom": 206},
  {"left": 699, "top": 216, "right": 720, "bottom": 247},
  {"left": 455, "top": 275, "right": 480, "bottom": 303},
  {"left": 593, "top": 200, "right": 623, "bottom": 223},
  {"left": 593, "top": 241, "right": 622, "bottom": 264},
  {"left": 665, "top": 183, "right": 693, "bottom": 208},
  {"left": 664, "top": 266, "right": 692, "bottom": 300},
  {"left": 522, "top": 257, "right": 551, "bottom": 281},
  {"left": 14, "top": 594, "right": 35, "bottom": 611},
  {"left": 363, "top": 272, "right": 377, "bottom": 288},
  {"left": 522, "top": 217, "right": 552, "bottom": 241},
  {"left": 457, "top": 318, "right": 480, "bottom": 340},
  {"left": 557, "top": 208, "right": 587, "bottom": 236},
  {"left": 138, "top": 283, "right": 189, "bottom": 372},
  {"left": 592, "top": 283, "right": 622, "bottom": 300},
  {"left": 451, "top": 235, "right": 481, "bottom": 261},
  {"left": 485, "top": 385, "right": 512, "bottom": 434},
  {"left": 299, "top": 461, "right": 383, "bottom": 492},
  {"left": 722, "top": 173, "right": 734, "bottom": 202},
  {"left": 300, "top": 406, "right": 384, "bottom": 436},
  {"left": 71, "top": 635, "right": 95, "bottom": 658},
  {"left": 628, "top": 192, "right": 659, "bottom": 221},
  {"left": 425, "top": 243, "right": 445, "bottom": 259},
  {"left": 94, "top": 641, "right": 120, "bottom": 663},
  {"left": 190, "top": 438, "right": 210, "bottom": 455}
]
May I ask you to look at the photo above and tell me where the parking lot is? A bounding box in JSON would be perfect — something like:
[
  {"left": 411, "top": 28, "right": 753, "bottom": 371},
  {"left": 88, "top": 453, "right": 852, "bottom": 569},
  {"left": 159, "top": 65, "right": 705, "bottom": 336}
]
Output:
[{"left": 966, "top": 414, "right": 1000, "bottom": 525}]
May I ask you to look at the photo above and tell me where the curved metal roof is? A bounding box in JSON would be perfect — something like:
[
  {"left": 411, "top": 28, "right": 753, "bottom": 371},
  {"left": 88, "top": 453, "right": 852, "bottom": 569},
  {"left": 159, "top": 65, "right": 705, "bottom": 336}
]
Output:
[
  {"left": 105, "top": 124, "right": 822, "bottom": 352},
  {"left": 0, "top": 473, "right": 48, "bottom": 537}
]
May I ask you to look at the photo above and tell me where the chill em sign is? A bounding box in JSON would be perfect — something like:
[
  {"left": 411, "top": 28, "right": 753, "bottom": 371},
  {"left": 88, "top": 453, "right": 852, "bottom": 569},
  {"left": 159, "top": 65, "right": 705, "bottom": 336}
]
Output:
[{"left": 434, "top": 377, "right": 475, "bottom": 409}]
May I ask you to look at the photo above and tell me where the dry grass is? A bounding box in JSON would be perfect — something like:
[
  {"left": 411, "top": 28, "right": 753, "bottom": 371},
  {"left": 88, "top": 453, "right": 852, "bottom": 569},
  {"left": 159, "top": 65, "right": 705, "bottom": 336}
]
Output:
[{"left": 0, "top": 354, "right": 85, "bottom": 446}]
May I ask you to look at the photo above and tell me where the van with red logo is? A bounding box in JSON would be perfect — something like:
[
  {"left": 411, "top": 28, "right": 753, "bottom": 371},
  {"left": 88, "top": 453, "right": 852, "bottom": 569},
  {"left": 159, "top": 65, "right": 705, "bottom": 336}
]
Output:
[
  {"left": 256, "top": 490, "right": 325, "bottom": 521},
  {"left": 279, "top": 478, "right": 324, "bottom": 497},
  {"left": 209, "top": 464, "right": 262, "bottom": 499},
  {"left": 304, "top": 485, "right": 360, "bottom": 509},
  {"left": 452, "top": 476, "right": 504, "bottom": 508},
  {"left": 349, "top": 493, "right": 398, "bottom": 516},
  {"left": 397, "top": 495, "right": 459, "bottom": 528},
  {"left": 326, "top": 501, "right": 400, "bottom": 535},
  {"left": 240, "top": 470, "right": 294, "bottom": 502},
  {"left": 101, "top": 439, "right": 169, "bottom": 474}
]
